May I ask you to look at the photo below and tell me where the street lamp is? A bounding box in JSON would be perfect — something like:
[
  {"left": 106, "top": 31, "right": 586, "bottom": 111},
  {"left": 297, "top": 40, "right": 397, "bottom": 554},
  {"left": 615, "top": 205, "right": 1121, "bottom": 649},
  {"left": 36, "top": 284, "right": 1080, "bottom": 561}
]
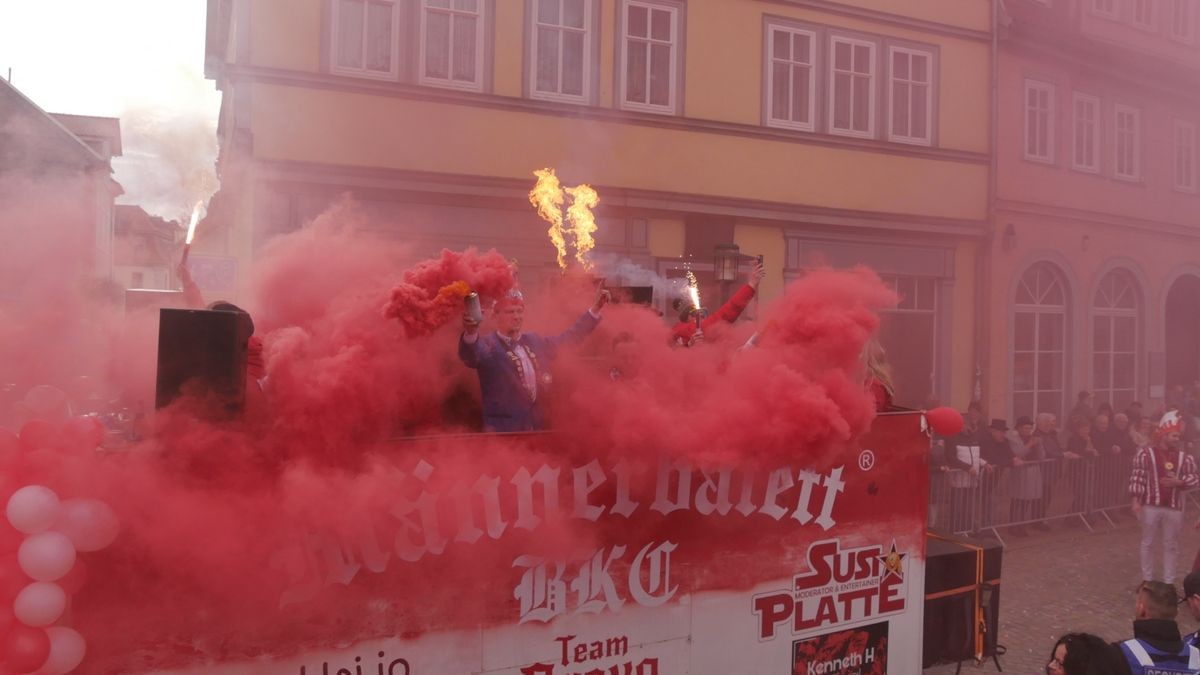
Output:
[{"left": 714, "top": 243, "right": 741, "bottom": 282}]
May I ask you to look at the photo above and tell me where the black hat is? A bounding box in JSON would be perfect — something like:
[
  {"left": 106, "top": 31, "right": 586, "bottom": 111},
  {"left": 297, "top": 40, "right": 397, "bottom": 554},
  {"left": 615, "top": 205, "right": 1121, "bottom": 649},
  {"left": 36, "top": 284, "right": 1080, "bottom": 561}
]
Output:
[
  {"left": 1184, "top": 571, "right": 1200, "bottom": 601},
  {"left": 1015, "top": 416, "right": 1034, "bottom": 427},
  {"left": 989, "top": 419, "right": 1009, "bottom": 432}
]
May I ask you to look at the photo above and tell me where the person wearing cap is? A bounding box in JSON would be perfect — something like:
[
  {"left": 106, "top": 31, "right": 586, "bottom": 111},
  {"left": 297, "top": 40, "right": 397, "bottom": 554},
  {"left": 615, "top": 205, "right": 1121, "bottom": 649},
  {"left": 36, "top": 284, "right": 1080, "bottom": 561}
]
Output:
[
  {"left": 459, "top": 285, "right": 609, "bottom": 432},
  {"left": 1007, "top": 415, "right": 1046, "bottom": 534},
  {"left": 1116, "top": 581, "right": 1200, "bottom": 673},
  {"left": 978, "top": 419, "right": 1014, "bottom": 533},
  {"left": 1130, "top": 410, "right": 1200, "bottom": 585},
  {"left": 671, "top": 259, "right": 765, "bottom": 347},
  {"left": 1180, "top": 571, "right": 1200, "bottom": 650}
]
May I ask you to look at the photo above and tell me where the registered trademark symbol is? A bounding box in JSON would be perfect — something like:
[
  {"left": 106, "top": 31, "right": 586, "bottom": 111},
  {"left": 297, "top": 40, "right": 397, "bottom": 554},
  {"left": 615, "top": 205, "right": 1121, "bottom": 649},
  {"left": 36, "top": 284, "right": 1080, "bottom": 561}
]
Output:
[{"left": 858, "top": 450, "right": 876, "bottom": 471}]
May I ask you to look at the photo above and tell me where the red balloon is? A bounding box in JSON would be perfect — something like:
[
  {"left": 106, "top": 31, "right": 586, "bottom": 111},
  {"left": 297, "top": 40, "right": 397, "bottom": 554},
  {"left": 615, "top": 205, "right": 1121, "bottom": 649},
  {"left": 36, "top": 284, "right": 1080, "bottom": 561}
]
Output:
[
  {"left": 925, "top": 407, "right": 965, "bottom": 438},
  {"left": 0, "top": 557, "right": 29, "bottom": 604},
  {"left": 3, "top": 625, "right": 48, "bottom": 674},
  {"left": 57, "top": 560, "right": 86, "bottom": 597},
  {"left": 15, "top": 424, "right": 55, "bottom": 456},
  {"left": 0, "top": 431, "right": 16, "bottom": 466},
  {"left": 57, "top": 417, "right": 103, "bottom": 454},
  {"left": 0, "top": 605, "right": 13, "bottom": 641}
]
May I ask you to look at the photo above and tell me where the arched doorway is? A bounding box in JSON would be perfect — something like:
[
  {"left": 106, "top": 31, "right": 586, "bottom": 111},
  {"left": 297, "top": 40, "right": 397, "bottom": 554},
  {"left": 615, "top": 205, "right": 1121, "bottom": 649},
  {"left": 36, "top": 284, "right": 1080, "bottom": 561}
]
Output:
[{"left": 1165, "top": 274, "right": 1200, "bottom": 389}]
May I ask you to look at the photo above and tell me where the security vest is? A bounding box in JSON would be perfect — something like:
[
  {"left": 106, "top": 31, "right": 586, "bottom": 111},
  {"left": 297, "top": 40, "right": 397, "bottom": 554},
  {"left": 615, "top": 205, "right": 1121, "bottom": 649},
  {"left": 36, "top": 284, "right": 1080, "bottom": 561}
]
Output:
[{"left": 1119, "top": 638, "right": 1200, "bottom": 675}]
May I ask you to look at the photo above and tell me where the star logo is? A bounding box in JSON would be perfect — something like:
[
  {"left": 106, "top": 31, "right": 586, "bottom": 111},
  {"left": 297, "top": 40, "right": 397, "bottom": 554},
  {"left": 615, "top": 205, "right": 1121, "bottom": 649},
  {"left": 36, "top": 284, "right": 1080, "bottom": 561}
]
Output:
[{"left": 878, "top": 541, "right": 906, "bottom": 581}]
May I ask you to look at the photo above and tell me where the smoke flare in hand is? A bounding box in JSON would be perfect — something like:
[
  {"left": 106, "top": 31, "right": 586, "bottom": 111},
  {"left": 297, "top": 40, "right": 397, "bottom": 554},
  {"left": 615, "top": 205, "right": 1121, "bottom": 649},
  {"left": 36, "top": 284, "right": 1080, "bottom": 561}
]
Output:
[{"left": 529, "top": 168, "right": 567, "bottom": 269}]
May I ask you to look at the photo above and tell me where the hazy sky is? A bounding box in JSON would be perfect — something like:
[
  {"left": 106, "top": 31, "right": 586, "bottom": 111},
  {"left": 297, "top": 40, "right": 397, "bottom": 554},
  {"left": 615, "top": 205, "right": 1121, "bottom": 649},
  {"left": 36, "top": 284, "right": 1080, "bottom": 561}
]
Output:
[{"left": 0, "top": 0, "right": 222, "bottom": 222}]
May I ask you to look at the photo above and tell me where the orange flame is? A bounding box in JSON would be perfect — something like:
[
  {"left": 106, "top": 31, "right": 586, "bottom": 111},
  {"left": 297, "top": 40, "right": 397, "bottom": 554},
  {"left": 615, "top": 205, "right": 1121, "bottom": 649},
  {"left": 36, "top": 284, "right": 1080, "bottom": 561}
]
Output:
[
  {"left": 185, "top": 201, "right": 204, "bottom": 245},
  {"left": 529, "top": 169, "right": 567, "bottom": 269},
  {"left": 565, "top": 184, "right": 599, "bottom": 270}
]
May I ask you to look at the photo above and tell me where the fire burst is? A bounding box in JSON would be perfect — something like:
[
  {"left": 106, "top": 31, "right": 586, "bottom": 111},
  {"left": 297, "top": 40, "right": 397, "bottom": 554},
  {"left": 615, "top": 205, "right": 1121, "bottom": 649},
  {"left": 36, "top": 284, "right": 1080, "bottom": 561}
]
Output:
[
  {"left": 185, "top": 201, "right": 203, "bottom": 245},
  {"left": 685, "top": 271, "right": 701, "bottom": 311},
  {"left": 565, "top": 184, "right": 599, "bottom": 270},
  {"left": 529, "top": 169, "right": 567, "bottom": 269}
]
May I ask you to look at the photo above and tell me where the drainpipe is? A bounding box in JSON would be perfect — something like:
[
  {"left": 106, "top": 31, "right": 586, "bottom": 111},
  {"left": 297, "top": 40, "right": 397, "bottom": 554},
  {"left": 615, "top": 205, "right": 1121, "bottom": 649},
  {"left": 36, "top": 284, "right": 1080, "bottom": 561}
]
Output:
[{"left": 975, "top": 0, "right": 1002, "bottom": 412}]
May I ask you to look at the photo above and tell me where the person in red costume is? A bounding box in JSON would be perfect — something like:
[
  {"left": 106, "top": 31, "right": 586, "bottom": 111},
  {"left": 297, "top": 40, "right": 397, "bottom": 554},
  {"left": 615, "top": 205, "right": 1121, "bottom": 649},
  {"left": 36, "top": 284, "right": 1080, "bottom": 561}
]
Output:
[
  {"left": 671, "top": 259, "right": 765, "bottom": 347},
  {"left": 177, "top": 264, "right": 267, "bottom": 405}
]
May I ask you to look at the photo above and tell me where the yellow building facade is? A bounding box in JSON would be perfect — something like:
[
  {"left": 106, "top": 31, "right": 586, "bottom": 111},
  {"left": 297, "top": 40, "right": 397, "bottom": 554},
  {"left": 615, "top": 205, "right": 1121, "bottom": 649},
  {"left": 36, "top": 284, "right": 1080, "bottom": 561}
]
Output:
[{"left": 204, "top": 0, "right": 992, "bottom": 408}]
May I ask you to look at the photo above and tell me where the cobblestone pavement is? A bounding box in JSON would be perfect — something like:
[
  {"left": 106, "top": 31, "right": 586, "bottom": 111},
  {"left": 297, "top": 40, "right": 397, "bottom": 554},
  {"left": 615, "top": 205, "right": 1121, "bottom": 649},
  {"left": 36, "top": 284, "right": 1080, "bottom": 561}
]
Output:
[{"left": 925, "top": 511, "right": 1200, "bottom": 674}]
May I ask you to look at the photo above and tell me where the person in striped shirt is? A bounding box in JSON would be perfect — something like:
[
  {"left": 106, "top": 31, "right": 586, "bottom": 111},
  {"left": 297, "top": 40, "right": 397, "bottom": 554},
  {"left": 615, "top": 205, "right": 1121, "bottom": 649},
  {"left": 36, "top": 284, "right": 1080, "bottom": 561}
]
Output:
[{"left": 1130, "top": 410, "right": 1200, "bottom": 586}]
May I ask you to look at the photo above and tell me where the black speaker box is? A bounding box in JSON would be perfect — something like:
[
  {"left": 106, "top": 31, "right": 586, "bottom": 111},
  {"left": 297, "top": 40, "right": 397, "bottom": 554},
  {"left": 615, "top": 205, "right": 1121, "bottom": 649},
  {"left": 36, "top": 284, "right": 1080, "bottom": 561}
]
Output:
[
  {"left": 155, "top": 308, "right": 251, "bottom": 414},
  {"left": 922, "top": 534, "right": 1003, "bottom": 667}
]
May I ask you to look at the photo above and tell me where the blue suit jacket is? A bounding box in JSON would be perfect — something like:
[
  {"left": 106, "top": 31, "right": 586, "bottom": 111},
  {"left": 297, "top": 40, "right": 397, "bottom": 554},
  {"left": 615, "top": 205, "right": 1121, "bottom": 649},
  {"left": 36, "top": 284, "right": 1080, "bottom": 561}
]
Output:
[{"left": 458, "top": 311, "right": 599, "bottom": 432}]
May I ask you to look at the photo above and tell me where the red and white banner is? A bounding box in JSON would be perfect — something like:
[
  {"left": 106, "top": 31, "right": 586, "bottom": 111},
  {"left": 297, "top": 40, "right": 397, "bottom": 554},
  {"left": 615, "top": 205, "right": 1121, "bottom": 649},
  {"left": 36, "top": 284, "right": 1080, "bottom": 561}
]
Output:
[{"left": 158, "top": 411, "right": 928, "bottom": 675}]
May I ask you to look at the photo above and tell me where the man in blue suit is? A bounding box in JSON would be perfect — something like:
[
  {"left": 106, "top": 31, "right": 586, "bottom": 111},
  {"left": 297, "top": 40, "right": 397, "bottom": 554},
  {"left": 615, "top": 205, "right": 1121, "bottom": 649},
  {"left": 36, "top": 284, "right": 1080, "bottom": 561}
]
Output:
[{"left": 459, "top": 286, "right": 609, "bottom": 432}]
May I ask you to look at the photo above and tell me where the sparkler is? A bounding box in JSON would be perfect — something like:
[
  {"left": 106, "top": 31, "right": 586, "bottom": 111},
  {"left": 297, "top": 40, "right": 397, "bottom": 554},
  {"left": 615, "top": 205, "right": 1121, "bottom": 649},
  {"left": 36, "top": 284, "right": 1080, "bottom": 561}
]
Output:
[
  {"left": 685, "top": 271, "right": 702, "bottom": 330},
  {"left": 180, "top": 201, "right": 203, "bottom": 265},
  {"left": 529, "top": 169, "right": 567, "bottom": 269}
]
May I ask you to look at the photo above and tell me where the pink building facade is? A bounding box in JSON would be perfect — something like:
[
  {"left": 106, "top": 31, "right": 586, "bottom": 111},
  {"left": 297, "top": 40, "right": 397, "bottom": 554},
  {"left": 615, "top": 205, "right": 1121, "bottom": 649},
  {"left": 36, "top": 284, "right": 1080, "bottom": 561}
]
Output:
[{"left": 989, "top": 0, "right": 1200, "bottom": 421}]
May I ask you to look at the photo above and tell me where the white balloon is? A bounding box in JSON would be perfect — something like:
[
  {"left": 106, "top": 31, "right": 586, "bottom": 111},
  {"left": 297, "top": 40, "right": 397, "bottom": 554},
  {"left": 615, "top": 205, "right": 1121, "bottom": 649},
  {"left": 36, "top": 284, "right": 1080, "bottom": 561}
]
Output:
[
  {"left": 7, "top": 486, "right": 61, "bottom": 535},
  {"left": 41, "top": 626, "right": 86, "bottom": 674},
  {"left": 54, "top": 499, "right": 119, "bottom": 552},
  {"left": 12, "top": 581, "right": 65, "bottom": 627},
  {"left": 18, "top": 532, "right": 76, "bottom": 582}
]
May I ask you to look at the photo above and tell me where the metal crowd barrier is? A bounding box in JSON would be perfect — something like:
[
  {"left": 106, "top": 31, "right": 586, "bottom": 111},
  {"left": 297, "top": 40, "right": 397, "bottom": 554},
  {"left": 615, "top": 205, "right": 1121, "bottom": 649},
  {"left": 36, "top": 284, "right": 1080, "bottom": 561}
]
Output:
[{"left": 928, "top": 452, "right": 1160, "bottom": 545}]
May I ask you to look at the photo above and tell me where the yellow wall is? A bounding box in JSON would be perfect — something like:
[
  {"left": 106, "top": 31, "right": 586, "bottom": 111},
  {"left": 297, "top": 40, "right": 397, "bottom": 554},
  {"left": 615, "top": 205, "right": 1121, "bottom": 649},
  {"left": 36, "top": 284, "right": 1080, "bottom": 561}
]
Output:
[
  {"left": 241, "top": 0, "right": 990, "bottom": 153},
  {"left": 647, "top": 218, "right": 684, "bottom": 258},
  {"left": 249, "top": 0, "right": 321, "bottom": 72},
  {"left": 734, "top": 222, "right": 786, "bottom": 302},
  {"left": 686, "top": 2, "right": 990, "bottom": 153},
  {"left": 492, "top": 2, "right": 524, "bottom": 97},
  {"left": 251, "top": 84, "right": 987, "bottom": 220},
  {"left": 950, "top": 240, "right": 977, "bottom": 409}
]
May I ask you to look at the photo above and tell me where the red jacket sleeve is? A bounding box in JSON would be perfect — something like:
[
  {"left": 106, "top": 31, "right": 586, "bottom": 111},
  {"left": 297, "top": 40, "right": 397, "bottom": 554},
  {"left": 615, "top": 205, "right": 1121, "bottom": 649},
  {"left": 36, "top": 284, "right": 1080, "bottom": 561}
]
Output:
[{"left": 702, "top": 284, "right": 756, "bottom": 330}]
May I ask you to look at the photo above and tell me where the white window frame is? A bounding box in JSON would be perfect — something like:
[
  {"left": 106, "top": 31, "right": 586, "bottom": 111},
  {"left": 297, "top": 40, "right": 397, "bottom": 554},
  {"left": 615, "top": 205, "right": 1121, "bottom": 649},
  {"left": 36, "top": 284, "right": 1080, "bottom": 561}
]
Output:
[
  {"left": 764, "top": 23, "right": 817, "bottom": 132},
  {"left": 827, "top": 35, "right": 877, "bottom": 139},
  {"left": 1071, "top": 92, "right": 1101, "bottom": 173},
  {"left": 1114, "top": 104, "right": 1142, "bottom": 181},
  {"left": 887, "top": 45, "right": 933, "bottom": 146},
  {"left": 1092, "top": 270, "right": 1140, "bottom": 413},
  {"left": 330, "top": 0, "right": 402, "bottom": 80},
  {"left": 419, "top": 0, "right": 486, "bottom": 92},
  {"left": 1175, "top": 119, "right": 1198, "bottom": 192},
  {"left": 1091, "top": 0, "right": 1119, "bottom": 18},
  {"left": 1023, "top": 79, "right": 1056, "bottom": 164},
  {"left": 1170, "top": 0, "right": 1194, "bottom": 41},
  {"left": 617, "top": 0, "right": 680, "bottom": 115},
  {"left": 529, "top": 0, "right": 594, "bottom": 104},
  {"left": 1133, "top": 0, "right": 1156, "bottom": 29}
]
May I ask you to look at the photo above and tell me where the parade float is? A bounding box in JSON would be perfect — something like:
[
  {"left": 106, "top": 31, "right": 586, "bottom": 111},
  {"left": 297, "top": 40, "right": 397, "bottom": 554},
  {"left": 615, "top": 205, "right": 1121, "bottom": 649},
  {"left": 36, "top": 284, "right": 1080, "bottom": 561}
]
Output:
[{"left": 0, "top": 171, "right": 960, "bottom": 674}]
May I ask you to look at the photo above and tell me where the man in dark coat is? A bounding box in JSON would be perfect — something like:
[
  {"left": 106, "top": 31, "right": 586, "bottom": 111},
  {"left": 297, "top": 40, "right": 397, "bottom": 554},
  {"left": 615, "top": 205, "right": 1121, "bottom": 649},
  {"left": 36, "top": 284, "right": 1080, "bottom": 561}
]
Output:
[{"left": 459, "top": 286, "right": 608, "bottom": 432}]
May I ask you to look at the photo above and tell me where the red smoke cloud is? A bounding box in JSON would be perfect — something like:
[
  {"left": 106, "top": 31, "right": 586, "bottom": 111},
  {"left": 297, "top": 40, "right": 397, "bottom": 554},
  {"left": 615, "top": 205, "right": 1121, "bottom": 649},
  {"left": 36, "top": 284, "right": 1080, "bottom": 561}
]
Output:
[{"left": 0, "top": 194, "right": 905, "bottom": 672}]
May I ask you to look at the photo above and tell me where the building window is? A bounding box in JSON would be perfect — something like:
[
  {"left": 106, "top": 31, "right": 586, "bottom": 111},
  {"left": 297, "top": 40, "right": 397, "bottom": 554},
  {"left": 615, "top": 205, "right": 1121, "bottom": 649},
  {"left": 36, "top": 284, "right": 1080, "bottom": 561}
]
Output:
[
  {"left": 888, "top": 46, "right": 932, "bottom": 145},
  {"left": 828, "top": 36, "right": 875, "bottom": 138},
  {"left": 1114, "top": 105, "right": 1142, "bottom": 180},
  {"left": 619, "top": 0, "right": 680, "bottom": 114},
  {"left": 1171, "top": 0, "right": 1194, "bottom": 40},
  {"left": 1092, "top": 0, "right": 1118, "bottom": 17},
  {"left": 1134, "top": 0, "right": 1155, "bottom": 28},
  {"left": 765, "top": 24, "right": 816, "bottom": 132},
  {"left": 878, "top": 275, "right": 937, "bottom": 408},
  {"left": 420, "top": 0, "right": 485, "bottom": 91},
  {"left": 531, "top": 0, "right": 593, "bottom": 103},
  {"left": 1013, "top": 262, "right": 1068, "bottom": 422},
  {"left": 1072, "top": 93, "right": 1100, "bottom": 173},
  {"left": 332, "top": 0, "right": 400, "bottom": 79},
  {"left": 1175, "top": 120, "right": 1197, "bottom": 192},
  {"left": 1024, "top": 79, "right": 1055, "bottom": 163},
  {"left": 1092, "top": 269, "right": 1139, "bottom": 413}
]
